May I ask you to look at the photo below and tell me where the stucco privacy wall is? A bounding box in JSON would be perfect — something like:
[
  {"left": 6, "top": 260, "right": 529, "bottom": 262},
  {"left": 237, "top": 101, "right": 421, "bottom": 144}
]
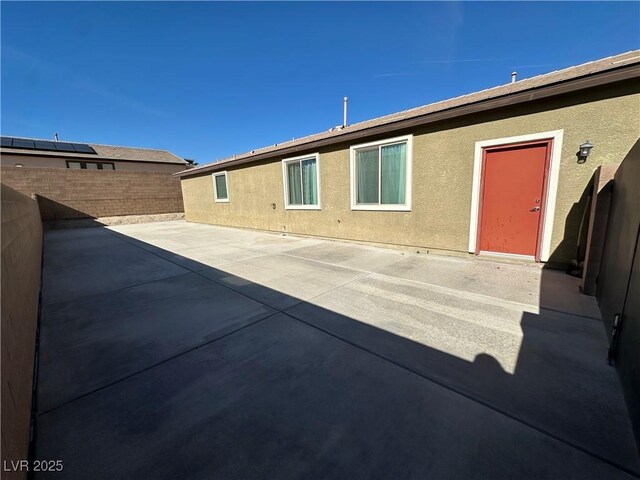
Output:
[
  {"left": 596, "top": 139, "right": 640, "bottom": 446},
  {"left": 0, "top": 154, "right": 185, "bottom": 173},
  {"left": 181, "top": 83, "right": 640, "bottom": 264},
  {"left": 1, "top": 167, "right": 184, "bottom": 220},
  {"left": 1, "top": 184, "right": 43, "bottom": 479}
]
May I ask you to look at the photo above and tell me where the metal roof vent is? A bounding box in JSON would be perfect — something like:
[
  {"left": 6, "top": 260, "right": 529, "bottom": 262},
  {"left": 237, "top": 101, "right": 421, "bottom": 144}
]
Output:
[{"left": 343, "top": 96, "right": 348, "bottom": 127}]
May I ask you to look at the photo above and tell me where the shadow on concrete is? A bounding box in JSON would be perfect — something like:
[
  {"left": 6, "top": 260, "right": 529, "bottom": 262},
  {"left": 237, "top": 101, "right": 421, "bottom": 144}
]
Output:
[
  {"left": 546, "top": 176, "right": 594, "bottom": 271},
  {"left": 35, "top": 196, "right": 97, "bottom": 222},
  {"left": 35, "top": 198, "right": 184, "bottom": 230},
  {"left": 31, "top": 226, "right": 640, "bottom": 479}
]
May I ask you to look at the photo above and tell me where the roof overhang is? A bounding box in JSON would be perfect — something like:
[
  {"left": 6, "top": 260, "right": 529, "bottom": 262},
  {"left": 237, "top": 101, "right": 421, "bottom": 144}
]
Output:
[
  {"left": 0, "top": 148, "right": 187, "bottom": 166},
  {"left": 176, "top": 61, "right": 640, "bottom": 178}
]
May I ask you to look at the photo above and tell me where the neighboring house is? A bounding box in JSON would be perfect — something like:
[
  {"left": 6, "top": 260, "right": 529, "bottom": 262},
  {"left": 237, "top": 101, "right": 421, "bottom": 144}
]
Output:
[
  {"left": 177, "top": 50, "right": 640, "bottom": 266},
  {"left": 0, "top": 136, "right": 188, "bottom": 173}
]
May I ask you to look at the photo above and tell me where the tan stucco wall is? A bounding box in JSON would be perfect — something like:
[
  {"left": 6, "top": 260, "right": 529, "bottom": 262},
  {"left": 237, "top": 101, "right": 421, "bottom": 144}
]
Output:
[
  {"left": 181, "top": 82, "right": 640, "bottom": 264},
  {"left": 0, "top": 153, "right": 186, "bottom": 173},
  {"left": 1, "top": 184, "right": 42, "bottom": 479}
]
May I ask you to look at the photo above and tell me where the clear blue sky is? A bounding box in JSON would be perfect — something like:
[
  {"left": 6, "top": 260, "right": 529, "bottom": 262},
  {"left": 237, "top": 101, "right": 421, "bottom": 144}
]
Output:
[{"left": 2, "top": 2, "right": 638, "bottom": 165}]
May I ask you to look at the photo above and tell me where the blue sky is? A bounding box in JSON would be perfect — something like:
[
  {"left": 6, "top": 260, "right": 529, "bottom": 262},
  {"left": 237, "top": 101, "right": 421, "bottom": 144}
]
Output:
[{"left": 2, "top": 2, "right": 639, "bottom": 165}]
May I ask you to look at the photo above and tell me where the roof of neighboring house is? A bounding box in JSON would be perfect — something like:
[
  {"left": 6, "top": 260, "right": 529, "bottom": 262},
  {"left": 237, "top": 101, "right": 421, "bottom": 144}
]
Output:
[
  {"left": 0, "top": 136, "right": 187, "bottom": 165},
  {"left": 177, "top": 50, "right": 640, "bottom": 178}
]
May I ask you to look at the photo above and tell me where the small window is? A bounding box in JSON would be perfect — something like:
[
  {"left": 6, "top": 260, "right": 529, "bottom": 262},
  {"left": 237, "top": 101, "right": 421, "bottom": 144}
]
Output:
[
  {"left": 213, "top": 172, "right": 229, "bottom": 202},
  {"left": 350, "top": 135, "right": 412, "bottom": 211},
  {"left": 282, "top": 153, "right": 320, "bottom": 210},
  {"left": 65, "top": 161, "right": 115, "bottom": 170}
]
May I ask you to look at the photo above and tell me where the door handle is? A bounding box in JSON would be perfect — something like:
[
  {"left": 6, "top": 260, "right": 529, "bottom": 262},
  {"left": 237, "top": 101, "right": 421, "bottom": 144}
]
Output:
[{"left": 530, "top": 206, "right": 540, "bottom": 212}]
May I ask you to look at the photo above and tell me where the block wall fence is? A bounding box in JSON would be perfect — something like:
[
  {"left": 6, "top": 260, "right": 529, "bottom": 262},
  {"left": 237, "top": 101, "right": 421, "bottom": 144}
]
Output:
[{"left": 1, "top": 167, "right": 184, "bottom": 220}]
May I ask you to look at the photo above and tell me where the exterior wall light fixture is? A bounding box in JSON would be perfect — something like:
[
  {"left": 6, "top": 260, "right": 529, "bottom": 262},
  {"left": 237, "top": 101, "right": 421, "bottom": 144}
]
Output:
[{"left": 577, "top": 140, "right": 593, "bottom": 164}]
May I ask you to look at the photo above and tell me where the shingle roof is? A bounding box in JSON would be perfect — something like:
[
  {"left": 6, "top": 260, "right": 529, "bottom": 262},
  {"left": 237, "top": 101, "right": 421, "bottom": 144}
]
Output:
[
  {"left": 177, "top": 50, "right": 640, "bottom": 178},
  {"left": 0, "top": 136, "right": 187, "bottom": 165},
  {"left": 89, "top": 143, "right": 186, "bottom": 164}
]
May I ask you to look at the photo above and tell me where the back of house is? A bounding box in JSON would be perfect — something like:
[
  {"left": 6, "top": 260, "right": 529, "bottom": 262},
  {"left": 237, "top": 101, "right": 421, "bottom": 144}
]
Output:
[{"left": 176, "top": 50, "right": 640, "bottom": 267}]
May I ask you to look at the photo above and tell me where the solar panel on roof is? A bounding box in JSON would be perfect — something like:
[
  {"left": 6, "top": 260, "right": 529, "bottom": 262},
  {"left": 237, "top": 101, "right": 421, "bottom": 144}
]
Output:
[
  {"left": 34, "top": 141, "right": 56, "bottom": 150},
  {"left": 72, "top": 143, "right": 96, "bottom": 154},
  {"left": 54, "top": 142, "right": 76, "bottom": 152},
  {"left": 12, "top": 139, "right": 36, "bottom": 149},
  {"left": 1, "top": 136, "right": 98, "bottom": 155}
]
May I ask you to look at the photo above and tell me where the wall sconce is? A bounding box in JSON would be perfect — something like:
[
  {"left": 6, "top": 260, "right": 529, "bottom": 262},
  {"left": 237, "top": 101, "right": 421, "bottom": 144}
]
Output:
[{"left": 577, "top": 140, "right": 593, "bottom": 164}]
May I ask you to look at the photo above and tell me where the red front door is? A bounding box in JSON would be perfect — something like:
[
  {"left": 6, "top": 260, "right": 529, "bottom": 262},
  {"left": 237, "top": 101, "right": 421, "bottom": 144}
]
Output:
[{"left": 478, "top": 141, "right": 551, "bottom": 258}]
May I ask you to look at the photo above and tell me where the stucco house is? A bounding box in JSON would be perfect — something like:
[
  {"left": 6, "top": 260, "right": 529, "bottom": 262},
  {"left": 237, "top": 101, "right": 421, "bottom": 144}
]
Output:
[
  {"left": 0, "top": 136, "right": 188, "bottom": 173},
  {"left": 177, "top": 50, "right": 640, "bottom": 266}
]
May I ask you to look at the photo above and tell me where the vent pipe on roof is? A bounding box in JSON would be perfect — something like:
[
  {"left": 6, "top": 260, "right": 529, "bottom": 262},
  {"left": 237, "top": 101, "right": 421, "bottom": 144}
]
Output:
[
  {"left": 511, "top": 72, "right": 517, "bottom": 83},
  {"left": 343, "top": 96, "right": 348, "bottom": 127},
  {"left": 54, "top": 132, "right": 59, "bottom": 141}
]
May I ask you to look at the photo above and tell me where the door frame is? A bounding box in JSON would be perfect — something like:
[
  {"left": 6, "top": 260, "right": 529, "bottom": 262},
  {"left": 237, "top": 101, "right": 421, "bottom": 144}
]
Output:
[
  {"left": 468, "top": 130, "right": 564, "bottom": 262},
  {"left": 475, "top": 139, "right": 553, "bottom": 261}
]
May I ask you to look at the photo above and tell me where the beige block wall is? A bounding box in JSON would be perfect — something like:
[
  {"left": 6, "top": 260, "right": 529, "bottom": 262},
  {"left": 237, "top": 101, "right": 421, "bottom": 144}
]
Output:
[
  {"left": 1, "top": 184, "right": 43, "bottom": 479},
  {"left": 181, "top": 83, "right": 640, "bottom": 264},
  {"left": 1, "top": 167, "right": 184, "bottom": 220},
  {"left": 0, "top": 153, "right": 186, "bottom": 173}
]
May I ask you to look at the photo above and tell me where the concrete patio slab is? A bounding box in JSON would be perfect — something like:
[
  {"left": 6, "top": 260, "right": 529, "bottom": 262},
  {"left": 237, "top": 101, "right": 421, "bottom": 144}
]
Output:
[
  {"left": 110, "top": 221, "right": 323, "bottom": 254},
  {"left": 285, "top": 273, "right": 639, "bottom": 471},
  {"left": 41, "top": 234, "right": 187, "bottom": 305},
  {"left": 378, "top": 254, "right": 601, "bottom": 318},
  {"left": 34, "top": 221, "right": 639, "bottom": 479},
  {"left": 232, "top": 234, "right": 326, "bottom": 254},
  {"left": 156, "top": 242, "right": 269, "bottom": 269},
  {"left": 284, "top": 240, "right": 405, "bottom": 272},
  {"left": 35, "top": 314, "right": 635, "bottom": 480},
  {"left": 38, "top": 272, "right": 274, "bottom": 412},
  {"left": 43, "top": 228, "right": 124, "bottom": 267},
  {"left": 198, "top": 253, "right": 367, "bottom": 310}
]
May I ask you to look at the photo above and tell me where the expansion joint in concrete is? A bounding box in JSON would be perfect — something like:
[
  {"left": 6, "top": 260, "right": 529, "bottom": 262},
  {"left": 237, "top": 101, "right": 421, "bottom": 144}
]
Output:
[
  {"left": 37, "top": 310, "right": 280, "bottom": 417},
  {"left": 280, "top": 310, "right": 639, "bottom": 478}
]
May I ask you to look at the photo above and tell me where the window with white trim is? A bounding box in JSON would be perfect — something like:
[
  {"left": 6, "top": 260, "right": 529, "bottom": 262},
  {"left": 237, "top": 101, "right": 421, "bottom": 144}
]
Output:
[
  {"left": 282, "top": 153, "right": 320, "bottom": 209},
  {"left": 213, "top": 171, "right": 229, "bottom": 202},
  {"left": 350, "top": 135, "right": 412, "bottom": 211}
]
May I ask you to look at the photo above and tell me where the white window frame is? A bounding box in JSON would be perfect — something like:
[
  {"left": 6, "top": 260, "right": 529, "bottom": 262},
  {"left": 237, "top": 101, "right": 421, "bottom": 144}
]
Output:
[
  {"left": 212, "top": 171, "right": 229, "bottom": 203},
  {"left": 468, "top": 129, "right": 564, "bottom": 262},
  {"left": 281, "top": 153, "right": 321, "bottom": 210},
  {"left": 350, "top": 134, "right": 413, "bottom": 211}
]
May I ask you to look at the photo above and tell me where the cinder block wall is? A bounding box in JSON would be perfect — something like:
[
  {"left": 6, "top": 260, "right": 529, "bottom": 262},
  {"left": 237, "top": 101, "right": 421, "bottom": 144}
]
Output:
[
  {"left": 1, "top": 184, "right": 43, "bottom": 478},
  {"left": 0, "top": 167, "right": 184, "bottom": 220}
]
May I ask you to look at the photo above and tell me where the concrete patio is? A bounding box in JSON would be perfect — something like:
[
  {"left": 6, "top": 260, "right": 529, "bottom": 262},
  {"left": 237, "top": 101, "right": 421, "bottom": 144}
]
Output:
[{"left": 34, "top": 221, "right": 639, "bottom": 479}]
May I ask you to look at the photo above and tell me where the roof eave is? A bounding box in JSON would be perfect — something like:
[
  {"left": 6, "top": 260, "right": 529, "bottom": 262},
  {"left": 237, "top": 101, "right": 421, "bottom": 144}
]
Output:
[
  {"left": 176, "top": 62, "right": 640, "bottom": 178},
  {"left": 0, "top": 149, "right": 188, "bottom": 165}
]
